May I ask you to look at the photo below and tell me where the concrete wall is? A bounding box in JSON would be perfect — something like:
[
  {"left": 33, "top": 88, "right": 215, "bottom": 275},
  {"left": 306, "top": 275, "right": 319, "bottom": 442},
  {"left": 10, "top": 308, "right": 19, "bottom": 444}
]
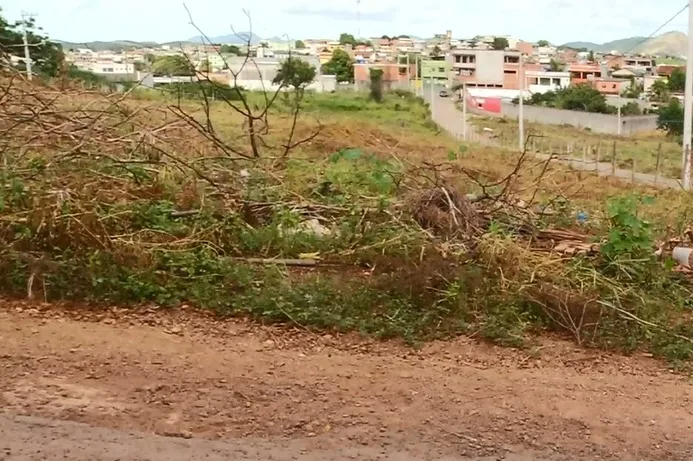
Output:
[
  {"left": 499, "top": 102, "right": 657, "bottom": 135},
  {"left": 475, "top": 51, "right": 504, "bottom": 85}
]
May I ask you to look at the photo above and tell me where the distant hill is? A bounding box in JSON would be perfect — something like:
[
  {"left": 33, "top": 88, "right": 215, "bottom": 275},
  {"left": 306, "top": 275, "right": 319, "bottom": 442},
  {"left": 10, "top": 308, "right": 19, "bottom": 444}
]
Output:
[
  {"left": 57, "top": 40, "right": 160, "bottom": 51},
  {"left": 634, "top": 31, "right": 687, "bottom": 57},
  {"left": 562, "top": 37, "right": 647, "bottom": 53},
  {"left": 187, "top": 32, "right": 262, "bottom": 45},
  {"left": 562, "top": 31, "right": 687, "bottom": 57}
]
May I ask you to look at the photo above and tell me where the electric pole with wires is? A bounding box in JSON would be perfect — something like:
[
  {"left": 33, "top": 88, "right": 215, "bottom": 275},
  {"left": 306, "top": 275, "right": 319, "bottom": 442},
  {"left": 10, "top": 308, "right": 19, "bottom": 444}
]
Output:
[
  {"left": 20, "top": 11, "right": 37, "bottom": 81},
  {"left": 683, "top": 0, "right": 693, "bottom": 189}
]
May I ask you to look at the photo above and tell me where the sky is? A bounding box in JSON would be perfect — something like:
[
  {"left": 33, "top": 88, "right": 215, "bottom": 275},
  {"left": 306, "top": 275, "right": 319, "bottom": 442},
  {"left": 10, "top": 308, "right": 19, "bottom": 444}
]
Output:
[{"left": 1, "top": 0, "right": 690, "bottom": 45}]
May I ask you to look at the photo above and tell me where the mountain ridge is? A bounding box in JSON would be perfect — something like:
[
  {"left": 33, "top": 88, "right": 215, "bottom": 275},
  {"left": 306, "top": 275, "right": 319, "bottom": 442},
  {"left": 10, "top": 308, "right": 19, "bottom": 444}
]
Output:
[{"left": 562, "top": 31, "right": 687, "bottom": 56}]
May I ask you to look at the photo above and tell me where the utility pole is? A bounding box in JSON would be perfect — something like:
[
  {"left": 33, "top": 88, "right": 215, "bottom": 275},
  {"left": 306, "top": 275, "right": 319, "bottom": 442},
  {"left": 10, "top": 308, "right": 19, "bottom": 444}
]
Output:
[
  {"left": 415, "top": 54, "right": 419, "bottom": 97},
  {"left": 617, "top": 106, "right": 622, "bottom": 136},
  {"left": 21, "top": 12, "right": 36, "bottom": 81},
  {"left": 462, "top": 82, "right": 467, "bottom": 141},
  {"left": 430, "top": 76, "right": 435, "bottom": 117},
  {"left": 683, "top": 0, "right": 693, "bottom": 190},
  {"left": 406, "top": 53, "right": 410, "bottom": 92},
  {"left": 518, "top": 55, "right": 524, "bottom": 151}
]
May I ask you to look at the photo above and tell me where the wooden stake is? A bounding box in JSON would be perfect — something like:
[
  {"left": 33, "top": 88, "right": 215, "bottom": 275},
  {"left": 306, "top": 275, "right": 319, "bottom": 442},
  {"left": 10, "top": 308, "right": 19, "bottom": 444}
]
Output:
[
  {"left": 655, "top": 142, "right": 662, "bottom": 186},
  {"left": 631, "top": 158, "right": 636, "bottom": 183},
  {"left": 595, "top": 144, "right": 600, "bottom": 175},
  {"left": 611, "top": 141, "right": 617, "bottom": 176},
  {"left": 582, "top": 144, "right": 587, "bottom": 165}
]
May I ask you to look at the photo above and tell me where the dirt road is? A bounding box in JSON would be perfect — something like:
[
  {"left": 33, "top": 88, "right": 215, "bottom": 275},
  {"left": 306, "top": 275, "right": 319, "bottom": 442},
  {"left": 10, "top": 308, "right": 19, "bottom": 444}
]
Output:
[{"left": 1, "top": 302, "right": 692, "bottom": 460}]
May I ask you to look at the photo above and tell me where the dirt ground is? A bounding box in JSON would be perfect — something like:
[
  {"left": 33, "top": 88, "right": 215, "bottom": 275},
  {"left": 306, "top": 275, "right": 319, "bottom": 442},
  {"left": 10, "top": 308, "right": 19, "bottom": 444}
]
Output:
[{"left": 1, "top": 301, "right": 693, "bottom": 460}]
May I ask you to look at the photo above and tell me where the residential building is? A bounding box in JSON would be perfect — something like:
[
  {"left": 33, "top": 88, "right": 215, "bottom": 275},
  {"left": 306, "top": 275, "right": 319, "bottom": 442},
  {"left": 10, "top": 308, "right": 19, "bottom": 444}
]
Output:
[
  {"left": 447, "top": 49, "right": 541, "bottom": 89},
  {"left": 353, "top": 62, "right": 417, "bottom": 91},
  {"left": 594, "top": 78, "right": 631, "bottom": 96},
  {"left": 420, "top": 57, "right": 449, "bottom": 84},
  {"left": 90, "top": 61, "right": 137, "bottom": 75},
  {"left": 525, "top": 70, "right": 570, "bottom": 94},
  {"left": 622, "top": 56, "right": 655, "bottom": 73},
  {"left": 224, "top": 56, "right": 335, "bottom": 92},
  {"left": 567, "top": 63, "right": 603, "bottom": 85},
  {"left": 515, "top": 41, "right": 534, "bottom": 56}
]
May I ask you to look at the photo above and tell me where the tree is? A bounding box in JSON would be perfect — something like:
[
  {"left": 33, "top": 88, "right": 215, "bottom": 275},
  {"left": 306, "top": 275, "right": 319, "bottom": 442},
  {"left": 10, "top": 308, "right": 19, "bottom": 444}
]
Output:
[
  {"left": 151, "top": 55, "right": 195, "bottom": 76},
  {"left": 588, "top": 50, "right": 595, "bottom": 63},
  {"left": 650, "top": 79, "right": 671, "bottom": 102},
  {"left": 537, "top": 40, "right": 550, "bottom": 47},
  {"left": 321, "top": 49, "right": 354, "bottom": 83},
  {"left": 668, "top": 68, "right": 685, "bottom": 93},
  {"left": 272, "top": 57, "right": 317, "bottom": 157},
  {"left": 430, "top": 45, "right": 442, "bottom": 57},
  {"left": 220, "top": 44, "right": 241, "bottom": 55},
  {"left": 272, "top": 57, "right": 316, "bottom": 89},
  {"left": 492, "top": 37, "right": 509, "bottom": 50},
  {"left": 339, "top": 33, "right": 356, "bottom": 46},
  {"left": 294, "top": 40, "right": 306, "bottom": 49},
  {"left": 621, "top": 81, "right": 643, "bottom": 99},
  {"left": 0, "top": 8, "right": 64, "bottom": 78},
  {"left": 199, "top": 59, "right": 211, "bottom": 73},
  {"left": 381, "top": 35, "right": 391, "bottom": 41},
  {"left": 558, "top": 83, "right": 609, "bottom": 113},
  {"left": 369, "top": 68, "right": 384, "bottom": 102},
  {"left": 657, "top": 98, "right": 684, "bottom": 137},
  {"left": 620, "top": 101, "right": 641, "bottom": 116},
  {"left": 549, "top": 59, "right": 564, "bottom": 72}
]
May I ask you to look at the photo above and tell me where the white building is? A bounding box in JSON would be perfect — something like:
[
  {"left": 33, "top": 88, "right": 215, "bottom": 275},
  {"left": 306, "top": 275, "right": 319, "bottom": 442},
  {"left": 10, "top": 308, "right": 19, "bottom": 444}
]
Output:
[
  {"left": 89, "top": 61, "right": 137, "bottom": 75},
  {"left": 525, "top": 70, "right": 570, "bottom": 94}
]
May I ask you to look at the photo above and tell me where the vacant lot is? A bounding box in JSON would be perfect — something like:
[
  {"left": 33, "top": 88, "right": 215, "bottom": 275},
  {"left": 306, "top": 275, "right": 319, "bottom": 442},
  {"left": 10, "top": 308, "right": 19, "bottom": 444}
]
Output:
[
  {"left": 471, "top": 114, "right": 682, "bottom": 178},
  {"left": 2, "top": 77, "right": 693, "bottom": 364}
]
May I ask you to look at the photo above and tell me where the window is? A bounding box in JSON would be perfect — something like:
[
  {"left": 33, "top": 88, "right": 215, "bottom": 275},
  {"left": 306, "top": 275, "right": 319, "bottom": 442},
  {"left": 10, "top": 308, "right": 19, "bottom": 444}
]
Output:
[
  {"left": 461, "top": 55, "right": 475, "bottom": 64},
  {"left": 529, "top": 77, "right": 538, "bottom": 84},
  {"left": 612, "top": 84, "right": 617, "bottom": 89},
  {"left": 504, "top": 70, "right": 517, "bottom": 74},
  {"left": 438, "top": 67, "right": 446, "bottom": 73},
  {"left": 552, "top": 78, "right": 561, "bottom": 85},
  {"left": 504, "top": 56, "right": 519, "bottom": 63},
  {"left": 539, "top": 77, "right": 551, "bottom": 85},
  {"left": 103, "top": 67, "right": 114, "bottom": 72},
  {"left": 455, "top": 55, "right": 461, "bottom": 63}
]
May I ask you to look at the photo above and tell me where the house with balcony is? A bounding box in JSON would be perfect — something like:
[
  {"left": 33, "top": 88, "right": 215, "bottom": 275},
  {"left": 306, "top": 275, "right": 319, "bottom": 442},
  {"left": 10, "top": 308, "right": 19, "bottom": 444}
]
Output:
[
  {"left": 568, "top": 63, "right": 603, "bottom": 85},
  {"left": 447, "top": 49, "right": 541, "bottom": 90}
]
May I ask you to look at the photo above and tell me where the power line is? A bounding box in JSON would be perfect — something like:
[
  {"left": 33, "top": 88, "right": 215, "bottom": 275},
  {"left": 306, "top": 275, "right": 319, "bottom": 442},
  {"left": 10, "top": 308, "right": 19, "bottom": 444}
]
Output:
[{"left": 623, "top": 3, "right": 688, "bottom": 56}]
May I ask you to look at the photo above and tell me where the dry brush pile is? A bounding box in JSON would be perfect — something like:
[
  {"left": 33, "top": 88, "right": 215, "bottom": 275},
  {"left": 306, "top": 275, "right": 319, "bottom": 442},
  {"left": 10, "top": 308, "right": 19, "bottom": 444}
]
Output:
[{"left": 2, "top": 73, "right": 693, "bottom": 361}]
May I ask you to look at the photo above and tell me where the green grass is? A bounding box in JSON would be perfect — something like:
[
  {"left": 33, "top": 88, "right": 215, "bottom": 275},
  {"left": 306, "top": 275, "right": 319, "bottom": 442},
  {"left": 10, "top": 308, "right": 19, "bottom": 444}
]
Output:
[
  {"left": 5, "top": 82, "right": 693, "bottom": 366},
  {"left": 471, "top": 115, "right": 682, "bottom": 178}
]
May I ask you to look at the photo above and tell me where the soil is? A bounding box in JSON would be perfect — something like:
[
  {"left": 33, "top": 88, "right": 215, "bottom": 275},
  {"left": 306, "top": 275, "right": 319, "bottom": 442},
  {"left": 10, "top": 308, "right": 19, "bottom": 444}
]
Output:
[{"left": 1, "top": 300, "right": 692, "bottom": 460}]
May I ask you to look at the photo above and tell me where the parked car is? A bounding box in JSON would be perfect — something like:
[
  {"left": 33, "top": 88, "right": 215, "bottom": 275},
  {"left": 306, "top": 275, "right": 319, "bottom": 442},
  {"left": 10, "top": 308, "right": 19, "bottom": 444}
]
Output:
[{"left": 439, "top": 89, "right": 449, "bottom": 98}]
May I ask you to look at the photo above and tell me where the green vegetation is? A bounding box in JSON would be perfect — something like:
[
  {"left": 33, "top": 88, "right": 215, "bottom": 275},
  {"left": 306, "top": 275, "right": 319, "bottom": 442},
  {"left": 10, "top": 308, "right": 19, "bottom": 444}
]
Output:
[
  {"left": 0, "top": 7, "right": 63, "bottom": 77},
  {"left": 516, "top": 83, "right": 617, "bottom": 114},
  {"left": 492, "top": 37, "right": 509, "bottom": 50},
  {"left": 4, "top": 70, "right": 693, "bottom": 367},
  {"left": 657, "top": 98, "right": 684, "bottom": 138},
  {"left": 321, "top": 49, "right": 354, "bottom": 83},
  {"left": 369, "top": 68, "right": 384, "bottom": 102},
  {"left": 151, "top": 55, "right": 195, "bottom": 76},
  {"left": 471, "top": 115, "right": 683, "bottom": 177},
  {"left": 294, "top": 40, "right": 306, "bottom": 49},
  {"left": 220, "top": 44, "right": 242, "bottom": 55}
]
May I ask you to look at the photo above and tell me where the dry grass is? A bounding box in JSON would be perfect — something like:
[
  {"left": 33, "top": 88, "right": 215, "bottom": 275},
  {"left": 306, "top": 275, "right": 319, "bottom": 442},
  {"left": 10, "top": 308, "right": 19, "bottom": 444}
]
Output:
[{"left": 471, "top": 115, "right": 682, "bottom": 178}]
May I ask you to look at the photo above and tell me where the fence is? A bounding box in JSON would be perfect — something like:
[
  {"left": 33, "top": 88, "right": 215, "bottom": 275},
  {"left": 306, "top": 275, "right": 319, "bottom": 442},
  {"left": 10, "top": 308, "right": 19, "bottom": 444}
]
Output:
[
  {"left": 445, "top": 127, "right": 681, "bottom": 189},
  {"left": 499, "top": 103, "right": 658, "bottom": 136}
]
